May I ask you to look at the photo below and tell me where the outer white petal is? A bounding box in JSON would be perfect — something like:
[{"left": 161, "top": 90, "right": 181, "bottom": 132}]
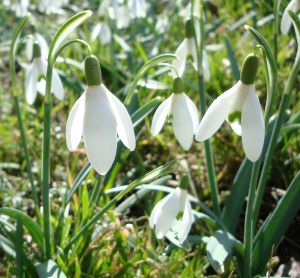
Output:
[
  {"left": 152, "top": 188, "right": 181, "bottom": 239},
  {"left": 177, "top": 197, "right": 194, "bottom": 243},
  {"left": 99, "top": 23, "right": 112, "bottom": 45},
  {"left": 149, "top": 193, "right": 170, "bottom": 228},
  {"left": 151, "top": 95, "right": 173, "bottom": 135},
  {"left": 184, "top": 93, "right": 199, "bottom": 133},
  {"left": 35, "top": 33, "right": 49, "bottom": 58},
  {"left": 195, "top": 88, "right": 235, "bottom": 141},
  {"left": 229, "top": 121, "right": 242, "bottom": 136},
  {"left": 66, "top": 93, "right": 85, "bottom": 151},
  {"left": 25, "top": 62, "right": 38, "bottom": 105},
  {"left": 281, "top": 0, "right": 299, "bottom": 34},
  {"left": 51, "top": 68, "right": 64, "bottom": 100},
  {"left": 83, "top": 86, "right": 117, "bottom": 175},
  {"left": 173, "top": 39, "right": 188, "bottom": 77},
  {"left": 104, "top": 84, "right": 136, "bottom": 151},
  {"left": 241, "top": 86, "right": 265, "bottom": 162},
  {"left": 91, "top": 22, "right": 101, "bottom": 42},
  {"left": 172, "top": 93, "right": 194, "bottom": 150}
]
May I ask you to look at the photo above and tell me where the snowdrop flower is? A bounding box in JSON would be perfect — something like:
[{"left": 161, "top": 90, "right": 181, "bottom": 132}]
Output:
[
  {"left": 195, "top": 54, "right": 265, "bottom": 162},
  {"left": 151, "top": 77, "right": 199, "bottom": 150},
  {"left": 281, "top": 0, "right": 300, "bottom": 34},
  {"left": 91, "top": 22, "right": 112, "bottom": 45},
  {"left": 66, "top": 55, "right": 136, "bottom": 175},
  {"left": 13, "top": 0, "right": 29, "bottom": 17},
  {"left": 108, "top": 0, "right": 130, "bottom": 29},
  {"left": 173, "top": 19, "right": 210, "bottom": 81},
  {"left": 25, "top": 42, "right": 64, "bottom": 104},
  {"left": 128, "top": 0, "right": 148, "bottom": 19},
  {"left": 149, "top": 176, "right": 194, "bottom": 244}
]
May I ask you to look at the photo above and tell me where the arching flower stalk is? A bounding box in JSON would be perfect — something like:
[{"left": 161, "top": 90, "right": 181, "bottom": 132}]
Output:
[
  {"left": 281, "top": 0, "right": 300, "bottom": 34},
  {"left": 149, "top": 176, "right": 194, "bottom": 245},
  {"left": 195, "top": 54, "right": 265, "bottom": 162},
  {"left": 173, "top": 19, "right": 210, "bottom": 81},
  {"left": 25, "top": 42, "right": 64, "bottom": 104},
  {"left": 151, "top": 77, "right": 199, "bottom": 150},
  {"left": 66, "top": 55, "right": 136, "bottom": 175}
]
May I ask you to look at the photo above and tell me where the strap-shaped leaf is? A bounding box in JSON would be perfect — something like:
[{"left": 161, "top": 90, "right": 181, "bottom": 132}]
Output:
[
  {"left": 49, "top": 10, "right": 92, "bottom": 62},
  {"left": 252, "top": 171, "right": 300, "bottom": 275},
  {"left": 35, "top": 260, "right": 67, "bottom": 278},
  {"left": 124, "top": 54, "right": 177, "bottom": 106},
  {"left": 0, "top": 208, "right": 43, "bottom": 249}
]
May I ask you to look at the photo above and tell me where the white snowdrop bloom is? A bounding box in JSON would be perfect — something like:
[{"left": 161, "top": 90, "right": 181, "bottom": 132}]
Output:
[
  {"left": 26, "top": 33, "right": 49, "bottom": 60},
  {"left": 151, "top": 78, "right": 199, "bottom": 150},
  {"left": 149, "top": 185, "right": 194, "bottom": 244},
  {"left": 173, "top": 20, "right": 210, "bottom": 81},
  {"left": 281, "top": 0, "right": 300, "bottom": 34},
  {"left": 25, "top": 42, "right": 64, "bottom": 105},
  {"left": 128, "top": 0, "right": 148, "bottom": 19},
  {"left": 91, "top": 22, "right": 112, "bottom": 45},
  {"left": 195, "top": 54, "right": 265, "bottom": 162},
  {"left": 13, "top": 0, "right": 29, "bottom": 17},
  {"left": 108, "top": 0, "right": 130, "bottom": 29},
  {"left": 66, "top": 55, "right": 136, "bottom": 175}
]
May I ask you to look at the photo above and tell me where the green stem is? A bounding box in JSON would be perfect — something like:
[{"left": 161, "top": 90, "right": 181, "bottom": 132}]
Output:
[
  {"left": 42, "top": 63, "right": 53, "bottom": 259},
  {"left": 194, "top": 1, "right": 221, "bottom": 216},
  {"left": 243, "top": 162, "right": 260, "bottom": 277},
  {"left": 273, "top": 0, "right": 281, "bottom": 63}
]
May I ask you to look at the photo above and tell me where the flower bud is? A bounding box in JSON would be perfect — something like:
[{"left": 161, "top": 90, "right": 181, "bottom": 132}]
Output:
[
  {"left": 185, "top": 19, "right": 195, "bottom": 38},
  {"left": 84, "top": 55, "right": 102, "bottom": 86},
  {"left": 240, "top": 54, "right": 259, "bottom": 85},
  {"left": 173, "top": 77, "right": 184, "bottom": 94},
  {"left": 179, "top": 174, "right": 189, "bottom": 190},
  {"left": 33, "top": 41, "right": 41, "bottom": 58}
]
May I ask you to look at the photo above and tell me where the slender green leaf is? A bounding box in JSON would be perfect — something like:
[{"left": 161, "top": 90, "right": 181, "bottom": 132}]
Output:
[
  {"left": 0, "top": 208, "right": 43, "bottom": 249},
  {"left": 35, "top": 260, "right": 67, "bottom": 278},
  {"left": 49, "top": 10, "right": 92, "bottom": 61},
  {"left": 124, "top": 54, "right": 177, "bottom": 105},
  {"left": 224, "top": 35, "right": 240, "bottom": 81},
  {"left": 0, "top": 234, "right": 16, "bottom": 258},
  {"left": 252, "top": 171, "right": 300, "bottom": 275}
]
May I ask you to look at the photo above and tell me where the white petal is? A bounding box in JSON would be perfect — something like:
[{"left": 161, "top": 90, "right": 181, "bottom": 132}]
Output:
[
  {"left": 25, "top": 63, "right": 38, "bottom": 105},
  {"left": 66, "top": 93, "right": 85, "bottom": 151},
  {"left": 173, "top": 39, "right": 188, "bottom": 77},
  {"left": 281, "top": 0, "right": 298, "bottom": 34},
  {"left": 184, "top": 93, "right": 199, "bottom": 133},
  {"left": 91, "top": 22, "right": 101, "bottom": 41},
  {"left": 83, "top": 86, "right": 117, "bottom": 175},
  {"left": 195, "top": 88, "right": 235, "bottom": 142},
  {"left": 99, "top": 23, "right": 112, "bottom": 45},
  {"left": 172, "top": 93, "right": 194, "bottom": 150},
  {"left": 37, "top": 79, "right": 46, "bottom": 95},
  {"left": 151, "top": 95, "right": 173, "bottom": 136},
  {"left": 177, "top": 198, "right": 194, "bottom": 243},
  {"left": 241, "top": 86, "right": 265, "bottom": 162},
  {"left": 153, "top": 188, "right": 181, "bottom": 239},
  {"left": 104, "top": 85, "right": 136, "bottom": 151},
  {"left": 34, "top": 33, "right": 49, "bottom": 58},
  {"left": 51, "top": 68, "right": 64, "bottom": 100},
  {"left": 229, "top": 121, "right": 242, "bottom": 136}
]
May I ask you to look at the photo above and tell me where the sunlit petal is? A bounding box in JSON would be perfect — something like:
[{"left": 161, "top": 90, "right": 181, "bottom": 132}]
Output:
[
  {"left": 105, "top": 85, "right": 136, "bottom": 151},
  {"left": 172, "top": 93, "right": 195, "bottom": 150},
  {"left": 195, "top": 88, "right": 235, "bottom": 141},
  {"left": 281, "top": 0, "right": 299, "bottom": 34},
  {"left": 51, "top": 68, "right": 64, "bottom": 100},
  {"left": 83, "top": 86, "right": 117, "bottom": 175},
  {"left": 173, "top": 39, "right": 188, "bottom": 77},
  {"left": 184, "top": 93, "right": 199, "bottom": 133},
  {"left": 241, "top": 86, "right": 265, "bottom": 162},
  {"left": 25, "top": 63, "right": 38, "bottom": 105},
  {"left": 151, "top": 95, "right": 173, "bottom": 136},
  {"left": 66, "top": 93, "right": 85, "bottom": 151}
]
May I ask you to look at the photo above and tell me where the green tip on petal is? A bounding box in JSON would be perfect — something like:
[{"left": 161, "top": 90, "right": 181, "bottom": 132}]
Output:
[
  {"left": 240, "top": 54, "right": 259, "bottom": 85},
  {"left": 173, "top": 77, "right": 184, "bottom": 94},
  {"left": 179, "top": 174, "right": 189, "bottom": 190},
  {"left": 84, "top": 55, "right": 102, "bottom": 86},
  {"left": 33, "top": 41, "right": 41, "bottom": 58},
  {"left": 185, "top": 19, "right": 195, "bottom": 38}
]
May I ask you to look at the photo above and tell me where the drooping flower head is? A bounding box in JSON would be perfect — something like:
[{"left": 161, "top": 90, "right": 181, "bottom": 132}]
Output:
[
  {"left": 281, "top": 0, "right": 300, "bottom": 34},
  {"left": 149, "top": 175, "right": 194, "bottom": 245},
  {"left": 151, "top": 77, "right": 199, "bottom": 150},
  {"left": 172, "top": 19, "right": 210, "bottom": 81},
  {"left": 66, "top": 55, "right": 136, "bottom": 175},
  {"left": 25, "top": 41, "right": 64, "bottom": 104},
  {"left": 195, "top": 54, "right": 265, "bottom": 162}
]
